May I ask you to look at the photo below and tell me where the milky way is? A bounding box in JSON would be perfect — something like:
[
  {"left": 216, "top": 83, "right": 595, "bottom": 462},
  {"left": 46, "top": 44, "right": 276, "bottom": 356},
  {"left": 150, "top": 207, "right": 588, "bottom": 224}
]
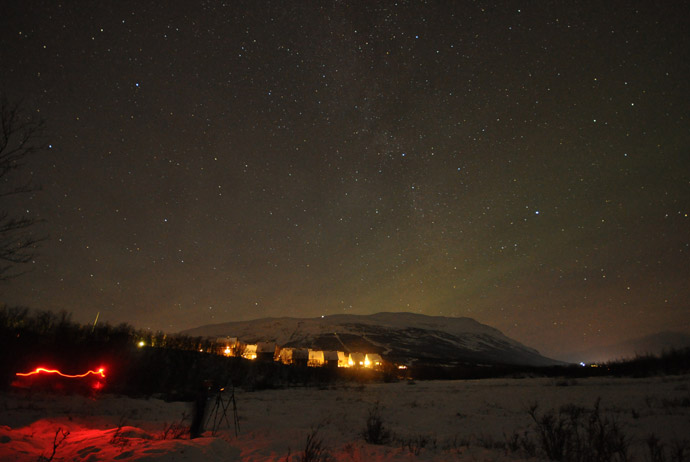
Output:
[{"left": 1, "top": 1, "right": 688, "bottom": 358}]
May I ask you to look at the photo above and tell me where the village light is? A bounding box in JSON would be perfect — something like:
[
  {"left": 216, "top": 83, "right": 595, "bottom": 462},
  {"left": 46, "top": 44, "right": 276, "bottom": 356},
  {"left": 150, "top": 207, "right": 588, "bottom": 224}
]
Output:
[
  {"left": 138, "top": 340, "right": 145, "bottom": 348},
  {"left": 212, "top": 340, "right": 382, "bottom": 371}
]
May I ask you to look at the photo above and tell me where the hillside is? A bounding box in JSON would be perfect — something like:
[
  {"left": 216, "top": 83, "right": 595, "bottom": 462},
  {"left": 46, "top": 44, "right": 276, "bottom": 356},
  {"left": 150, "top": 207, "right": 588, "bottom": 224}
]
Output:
[{"left": 181, "top": 312, "right": 562, "bottom": 367}]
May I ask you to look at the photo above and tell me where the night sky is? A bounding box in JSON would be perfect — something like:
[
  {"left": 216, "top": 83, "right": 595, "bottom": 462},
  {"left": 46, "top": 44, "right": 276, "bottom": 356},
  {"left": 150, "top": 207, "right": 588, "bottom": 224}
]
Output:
[{"left": 1, "top": 1, "right": 688, "bottom": 360}]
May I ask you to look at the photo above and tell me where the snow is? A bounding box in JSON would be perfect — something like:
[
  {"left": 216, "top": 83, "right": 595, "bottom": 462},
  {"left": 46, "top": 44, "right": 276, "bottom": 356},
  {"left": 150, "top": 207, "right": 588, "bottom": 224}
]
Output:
[
  {"left": 182, "top": 312, "right": 511, "bottom": 347},
  {"left": 180, "top": 312, "right": 551, "bottom": 366},
  {"left": 2, "top": 375, "right": 689, "bottom": 461}
]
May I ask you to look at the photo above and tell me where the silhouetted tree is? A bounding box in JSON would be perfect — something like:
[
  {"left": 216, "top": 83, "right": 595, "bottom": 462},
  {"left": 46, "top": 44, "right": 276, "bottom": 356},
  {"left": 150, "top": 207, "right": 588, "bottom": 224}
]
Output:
[{"left": 0, "top": 94, "right": 47, "bottom": 280}]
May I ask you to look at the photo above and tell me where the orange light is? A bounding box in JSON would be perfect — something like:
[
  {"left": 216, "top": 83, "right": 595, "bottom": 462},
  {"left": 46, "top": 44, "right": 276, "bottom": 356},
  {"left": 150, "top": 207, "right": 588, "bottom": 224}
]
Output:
[{"left": 16, "top": 367, "right": 106, "bottom": 379}]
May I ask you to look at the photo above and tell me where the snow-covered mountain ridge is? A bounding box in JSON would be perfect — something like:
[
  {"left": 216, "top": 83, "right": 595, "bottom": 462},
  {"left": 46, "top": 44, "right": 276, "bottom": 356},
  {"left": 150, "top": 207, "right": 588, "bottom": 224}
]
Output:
[{"left": 181, "top": 312, "right": 563, "bottom": 367}]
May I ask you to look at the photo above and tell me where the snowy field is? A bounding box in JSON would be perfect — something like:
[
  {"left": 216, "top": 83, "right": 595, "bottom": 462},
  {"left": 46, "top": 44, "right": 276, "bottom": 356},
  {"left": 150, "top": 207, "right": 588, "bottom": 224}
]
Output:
[{"left": 1, "top": 374, "right": 689, "bottom": 461}]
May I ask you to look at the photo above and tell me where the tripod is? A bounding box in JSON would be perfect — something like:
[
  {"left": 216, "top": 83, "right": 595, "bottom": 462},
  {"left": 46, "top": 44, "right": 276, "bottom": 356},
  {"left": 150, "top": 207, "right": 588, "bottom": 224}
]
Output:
[{"left": 205, "top": 381, "right": 240, "bottom": 436}]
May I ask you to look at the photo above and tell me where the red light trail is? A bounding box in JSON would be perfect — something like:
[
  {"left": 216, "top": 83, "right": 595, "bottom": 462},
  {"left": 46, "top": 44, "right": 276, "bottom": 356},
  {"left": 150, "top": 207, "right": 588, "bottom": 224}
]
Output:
[{"left": 16, "top": 367, "right": 106, "bottom": 379}]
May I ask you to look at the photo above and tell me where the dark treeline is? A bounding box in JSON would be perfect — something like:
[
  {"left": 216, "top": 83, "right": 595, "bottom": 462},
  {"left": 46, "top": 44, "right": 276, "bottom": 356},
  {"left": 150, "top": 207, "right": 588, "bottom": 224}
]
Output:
[
  {"left": 2, "top": 306, "right": 689, "bottom": 399},
  {"left": 1, "top": 305, "right": 217, "bottom": 396},
  {"left": 407, "top": 347, "right": 690, "bottom": 381}
]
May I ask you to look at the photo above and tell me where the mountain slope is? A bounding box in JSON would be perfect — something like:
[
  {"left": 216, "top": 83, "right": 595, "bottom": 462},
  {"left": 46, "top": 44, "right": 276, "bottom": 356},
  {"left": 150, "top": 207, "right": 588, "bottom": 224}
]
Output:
[{"left": 181, "top": 312, "right": 562, "bottom": 367}]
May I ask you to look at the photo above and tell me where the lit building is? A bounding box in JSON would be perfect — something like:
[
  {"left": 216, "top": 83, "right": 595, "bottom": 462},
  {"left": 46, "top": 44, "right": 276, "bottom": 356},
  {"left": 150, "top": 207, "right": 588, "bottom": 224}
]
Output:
[
  {"left": 242, "top": 344, "right": 257, "bottom": 360},
  {"left": 308, "top": 349, "right": 325, "bottom": 367},
  {"left": 216, "top": 337, "right": 239, "bottom": 356},
  {"left": 348, "top": 352, "right": 366, "bottom": 367},
  {"left": 365, "top": 353, "right": 384, "bottom": 369}
]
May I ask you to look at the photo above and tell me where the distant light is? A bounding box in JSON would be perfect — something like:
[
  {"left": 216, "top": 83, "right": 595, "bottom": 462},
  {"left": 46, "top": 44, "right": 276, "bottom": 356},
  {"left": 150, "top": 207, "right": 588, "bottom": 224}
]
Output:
[
  {"left": 535, "top": 210, "right": 540, "bottom": 215},
  {"left": 138, "top": 340, "right": 145, "bottom": 348},
  {"left": 580, "top": 362, "right": 586, "bottom": 367},
  {"left": 135, "top": 82, "right": 140, "bottom": 87}
]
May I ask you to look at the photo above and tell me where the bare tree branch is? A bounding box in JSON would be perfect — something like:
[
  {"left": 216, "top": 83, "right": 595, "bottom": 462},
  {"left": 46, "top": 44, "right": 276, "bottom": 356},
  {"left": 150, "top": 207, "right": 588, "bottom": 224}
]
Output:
[{"left": 0, "top": 93, "right": 48, "bottom": 281}]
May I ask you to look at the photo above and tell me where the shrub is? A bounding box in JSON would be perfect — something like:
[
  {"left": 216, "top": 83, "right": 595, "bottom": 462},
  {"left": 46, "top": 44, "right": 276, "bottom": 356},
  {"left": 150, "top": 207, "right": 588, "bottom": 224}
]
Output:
[
  {"left": 647, "top": 434, "right": 690, "bottom": 462},
  {"left": 284, "top": 426, "right": 331, "bottom": 462},
  {"left": 362, "top": 402, "right": 391, "bottom": 445},
  {"left": 398, "top": 434, "right": 435, "bottom": 455},
  {"left": 159, "top": 412, "right": 189, "bottom": 440},
  {"left": 299, "top": 426, "right": 331, "bottom": 462},
  {"left": 505, "top": 430, "right": 536, "bottom": 457},
  {"left": 526, "top": 399, "right": 629, "bottom": 462},
  {"left": 443, "top": 434, "right": 471, "bottom": 453},
  {"left": 647, "top": 434, "right": 666, "bottom": 462},
  {"left": 38, "top": 427, "right": 69, "bottom": 462}
]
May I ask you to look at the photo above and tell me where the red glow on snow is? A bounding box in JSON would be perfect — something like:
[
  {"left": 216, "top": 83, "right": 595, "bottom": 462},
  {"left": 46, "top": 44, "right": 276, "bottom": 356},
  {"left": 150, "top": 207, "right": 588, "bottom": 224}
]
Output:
[{"left": 16, "top": 367, "right": 106, "bottom": 379}]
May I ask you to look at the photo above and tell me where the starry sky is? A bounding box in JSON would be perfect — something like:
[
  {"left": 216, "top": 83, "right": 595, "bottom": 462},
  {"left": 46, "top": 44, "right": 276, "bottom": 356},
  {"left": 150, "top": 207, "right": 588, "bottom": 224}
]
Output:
[{"left": 1, "top": 1, "right": 688, "bottom": 360}]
